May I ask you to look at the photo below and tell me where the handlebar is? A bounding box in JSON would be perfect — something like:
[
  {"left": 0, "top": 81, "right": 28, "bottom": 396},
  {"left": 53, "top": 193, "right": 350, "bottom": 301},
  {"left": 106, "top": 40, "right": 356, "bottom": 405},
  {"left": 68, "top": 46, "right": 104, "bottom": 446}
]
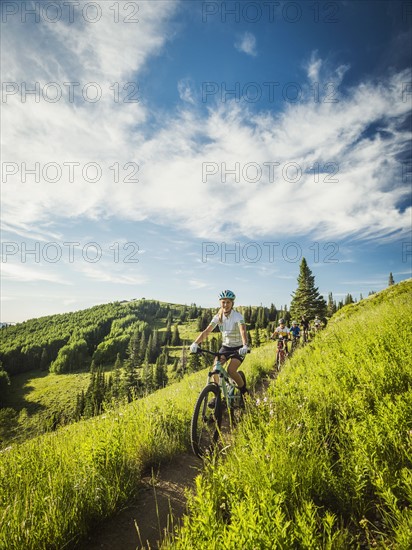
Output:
[{"left": 194, "top": 346, "right": 250, "bottom": 358}]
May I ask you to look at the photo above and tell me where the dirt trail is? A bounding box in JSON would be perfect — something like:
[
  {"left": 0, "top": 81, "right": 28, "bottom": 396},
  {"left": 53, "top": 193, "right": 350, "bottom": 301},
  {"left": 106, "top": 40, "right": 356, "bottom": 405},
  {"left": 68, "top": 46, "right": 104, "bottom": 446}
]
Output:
[
  {"left": 76, "top": 373, "right": 277, "bottom": 550},
  {"left": 77, "top": 452, "right": 201, "bottom": 550}
]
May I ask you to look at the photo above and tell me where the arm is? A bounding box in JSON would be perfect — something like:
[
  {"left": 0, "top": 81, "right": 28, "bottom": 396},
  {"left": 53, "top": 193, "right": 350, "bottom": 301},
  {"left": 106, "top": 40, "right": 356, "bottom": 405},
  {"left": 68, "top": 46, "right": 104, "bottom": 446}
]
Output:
[
  {"left": 193, "top": 323, "right": 214, "bottom": 345},
  {"left": 239, "top": 323, "right": 248, "bottom": 346}
]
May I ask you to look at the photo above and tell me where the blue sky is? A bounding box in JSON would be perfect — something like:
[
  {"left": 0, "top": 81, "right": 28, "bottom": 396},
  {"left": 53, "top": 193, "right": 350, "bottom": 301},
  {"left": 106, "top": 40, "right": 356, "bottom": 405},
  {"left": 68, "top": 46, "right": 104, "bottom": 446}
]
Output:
[{"left": 1, "top": 0, "right": 411, "bottom": 322}]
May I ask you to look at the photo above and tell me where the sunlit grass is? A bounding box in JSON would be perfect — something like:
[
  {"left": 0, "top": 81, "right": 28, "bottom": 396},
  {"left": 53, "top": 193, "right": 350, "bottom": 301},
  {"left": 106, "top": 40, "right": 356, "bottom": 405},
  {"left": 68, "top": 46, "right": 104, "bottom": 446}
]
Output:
[{"left": 164, "top": 280, "right": 412, "bottom": 549}]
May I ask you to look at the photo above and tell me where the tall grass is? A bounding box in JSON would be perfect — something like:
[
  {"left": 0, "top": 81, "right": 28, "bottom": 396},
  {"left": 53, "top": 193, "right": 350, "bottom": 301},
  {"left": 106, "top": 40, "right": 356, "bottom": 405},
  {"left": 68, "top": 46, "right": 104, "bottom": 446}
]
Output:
[
  {"left": 0, "top": 340, "right": 274, "bottom": 549},
  {"left": 164, "top": 280, "right": 412, "bottom": 549}
]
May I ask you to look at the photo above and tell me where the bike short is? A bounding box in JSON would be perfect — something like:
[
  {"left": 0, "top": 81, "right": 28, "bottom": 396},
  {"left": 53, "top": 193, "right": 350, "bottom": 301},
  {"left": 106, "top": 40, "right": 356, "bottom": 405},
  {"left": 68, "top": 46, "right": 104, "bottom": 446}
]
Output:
[{"left": 219, "top": 345, "right": 244, "bottom": 363}]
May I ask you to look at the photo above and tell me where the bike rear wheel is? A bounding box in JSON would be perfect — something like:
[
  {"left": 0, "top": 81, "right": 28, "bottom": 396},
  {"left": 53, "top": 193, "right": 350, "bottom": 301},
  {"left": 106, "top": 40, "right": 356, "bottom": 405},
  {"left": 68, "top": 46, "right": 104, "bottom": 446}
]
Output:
[{"left": 191, "top": 384, "right": 222, "bottom": 458}]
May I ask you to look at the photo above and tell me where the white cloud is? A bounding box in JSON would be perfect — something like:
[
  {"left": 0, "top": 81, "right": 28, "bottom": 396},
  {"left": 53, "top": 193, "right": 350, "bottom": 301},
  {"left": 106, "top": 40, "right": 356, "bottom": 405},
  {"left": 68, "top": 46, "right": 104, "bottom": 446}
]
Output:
[
  {"left": 2, "top": 11, "right": 411, "bottom": 251},
  {"left": 178, "top": 78, "right": 195, "bottom": 104},
  {"left": 1, "top": 263, "right": 71, "bottom": 284},
  {"left": 77, "top": 265, "right": 148, "bottom": 285},
  {"left": 234, "top": 32, "right": 257, "bottom": 56}
]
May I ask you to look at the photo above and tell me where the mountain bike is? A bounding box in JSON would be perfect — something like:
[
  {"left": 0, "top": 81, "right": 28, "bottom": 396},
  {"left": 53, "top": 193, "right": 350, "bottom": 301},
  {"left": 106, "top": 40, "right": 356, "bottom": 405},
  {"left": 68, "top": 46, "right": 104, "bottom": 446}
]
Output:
[
  {"left": 274, "top": 336, "right": 288, "bottom": 372},
  {"left": 190, "top": 347, "right": 248, "bottom": 459},
  {"left": 301, "top": 325, "right": 309, "bottom": 343},
  {"left": 291, "top": 334, "right": 300, "bottom": 353}
]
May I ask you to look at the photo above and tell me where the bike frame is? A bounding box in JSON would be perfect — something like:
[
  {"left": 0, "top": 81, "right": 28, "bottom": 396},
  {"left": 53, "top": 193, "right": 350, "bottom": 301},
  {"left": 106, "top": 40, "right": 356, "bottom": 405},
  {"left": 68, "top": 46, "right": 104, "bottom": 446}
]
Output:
[
  {"left": 276, "top": 337, "right": 288, "bottom": 367},
  {"left": 201, "top": 349, "right": 244, "bottom": 411}
]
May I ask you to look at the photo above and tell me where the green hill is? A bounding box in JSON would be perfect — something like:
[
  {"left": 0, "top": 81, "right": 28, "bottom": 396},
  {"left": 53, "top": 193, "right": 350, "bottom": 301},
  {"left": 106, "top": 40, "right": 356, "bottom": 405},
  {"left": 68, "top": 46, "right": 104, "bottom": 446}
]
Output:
[
  {"left": 0, "top": 299, "right": 211, "bottom": 446},
  {"left": 0, "top": 280, "right": 410, "bottom": 549}
]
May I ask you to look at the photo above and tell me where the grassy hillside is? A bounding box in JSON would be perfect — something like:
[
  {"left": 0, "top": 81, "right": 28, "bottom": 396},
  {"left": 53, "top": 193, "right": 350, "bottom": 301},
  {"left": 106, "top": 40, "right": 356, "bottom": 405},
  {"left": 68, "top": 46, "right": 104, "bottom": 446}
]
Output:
[
  {"left": 164, "top": 280, "right": 412, "bottom": 549},
  {"left": 0, "top": 300, "right": 209, "bottom": 447},
  {"left": 1, "top": 281, "right": 410, "bottom": 549},
  {"left": 0, "top": 343, "right": 274, "bottom": 549}
]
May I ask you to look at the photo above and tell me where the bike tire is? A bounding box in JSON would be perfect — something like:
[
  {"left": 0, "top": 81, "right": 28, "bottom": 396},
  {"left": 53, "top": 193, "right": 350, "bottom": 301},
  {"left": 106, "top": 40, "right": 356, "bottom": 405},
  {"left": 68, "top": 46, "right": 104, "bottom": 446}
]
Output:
[{"left": 191, "top": 384, "right": 222, "bottom": 458}]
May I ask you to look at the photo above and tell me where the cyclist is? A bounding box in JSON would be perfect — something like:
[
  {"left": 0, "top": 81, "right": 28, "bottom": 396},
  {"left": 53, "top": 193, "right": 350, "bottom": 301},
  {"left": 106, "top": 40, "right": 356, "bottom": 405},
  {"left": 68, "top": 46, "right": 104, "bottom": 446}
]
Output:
[
  {"left": 190, "top": 290, "right": 249, "bottom": 403},
  {"left": 290, "top": 320, "right": 300, "bottom": 344},
  {"left": 314, "top": 316, "right": 322, "bottom": 332},
  {"left": 301, "top": 315, "right": 309, "bottom": 341},
  {"left": 272, "top": 318, "right": 290, "bottom": 354}
]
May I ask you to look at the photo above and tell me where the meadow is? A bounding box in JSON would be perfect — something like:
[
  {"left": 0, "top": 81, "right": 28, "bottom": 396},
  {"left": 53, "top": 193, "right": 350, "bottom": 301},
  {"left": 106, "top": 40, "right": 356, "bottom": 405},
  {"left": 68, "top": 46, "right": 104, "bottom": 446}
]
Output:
[
  {"left": 0, "top": 280, "right": 410, "bottom": 549},
  {"left": 164, "top": 280, "right": 412, "bottom": 549}
]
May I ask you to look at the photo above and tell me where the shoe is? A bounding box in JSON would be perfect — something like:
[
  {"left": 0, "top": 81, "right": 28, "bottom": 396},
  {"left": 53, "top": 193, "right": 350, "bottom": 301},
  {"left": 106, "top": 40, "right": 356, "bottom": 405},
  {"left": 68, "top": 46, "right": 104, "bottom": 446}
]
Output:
[{"left": 208, "top": 397, "right": 216, "bottom": 409}]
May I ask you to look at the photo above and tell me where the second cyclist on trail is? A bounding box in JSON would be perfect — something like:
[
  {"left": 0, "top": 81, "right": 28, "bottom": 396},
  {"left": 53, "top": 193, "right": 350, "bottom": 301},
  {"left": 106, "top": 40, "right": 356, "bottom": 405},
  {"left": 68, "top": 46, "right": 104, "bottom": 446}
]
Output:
[
  {"left": 190, "top": 290, "right": 249, "bottom": 404},
  {"left": 272, "top": 318, "right": 290, "bottom": 355}
]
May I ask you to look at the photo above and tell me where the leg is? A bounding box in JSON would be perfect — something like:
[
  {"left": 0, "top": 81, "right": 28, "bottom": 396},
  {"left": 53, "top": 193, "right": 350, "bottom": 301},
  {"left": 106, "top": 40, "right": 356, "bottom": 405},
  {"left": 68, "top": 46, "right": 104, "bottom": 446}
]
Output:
[
  {"left": 212, "top": 357, "right": 220, "bottom": 385},
  {"left": 227, "top": 358, "right": 246, "bottom": 389}
]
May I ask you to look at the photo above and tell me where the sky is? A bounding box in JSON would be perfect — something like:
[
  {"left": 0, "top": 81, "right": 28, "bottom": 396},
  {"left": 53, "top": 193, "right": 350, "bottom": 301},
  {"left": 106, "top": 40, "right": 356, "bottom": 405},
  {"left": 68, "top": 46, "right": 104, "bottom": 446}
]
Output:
[{"left": 1, "top": 0, "right": 411, "bottom": 323}]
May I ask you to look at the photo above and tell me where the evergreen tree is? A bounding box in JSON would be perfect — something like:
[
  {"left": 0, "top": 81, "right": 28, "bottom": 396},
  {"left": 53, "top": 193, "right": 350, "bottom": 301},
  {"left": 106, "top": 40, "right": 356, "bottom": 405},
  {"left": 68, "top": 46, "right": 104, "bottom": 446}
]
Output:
[
  {"left": 171, "top": 324, "right": 181, "bottom": 346},
  {"left": 74, "top": 390, "right": 85, "bottom": 420},
  {"left": 138, "top": 330, "right": 147, "bottom": 363},
  {"left": 154, "top": 353, "right": 168, "bottom": 389},
  {"left": 290, "top": 258, "right": 327, "bottom": 321},
  {"left": 121, "top": 359, "right": 139, "bottom": 401},
  {"left": 187, "top": 351, "right": 202, "bottom": 373},
  {"left": 388, "top": 272, "right": 395, "bottom": 286},
  {"left": 197, "top": 310, "right": 212, "bottom": 331},
  {"left": 111, "top": 353, "right": 122, "bottom": 401},
  {"left": 327, "top": 292, "right": 337, "bottom": 317},
  {"left": 164, "top": 321, "right": 172, "bottom": 346},
  {"left": 268, "top": 303, "right": 277, "bottom": 322},
  {"left": 253, "top": 326, "right": 261, "bottom": 347},
  {"left": 128, "top": 330, "right": 141, "bottom": 365},
  {"left": 344, "top": 293, "right": 354, "bottom": 305},
  {"left": 0, "top": 362, "right": 11, "bottom": 401},
  {"left": 179, "top": 306, "right": 188, "bottom": 323}
]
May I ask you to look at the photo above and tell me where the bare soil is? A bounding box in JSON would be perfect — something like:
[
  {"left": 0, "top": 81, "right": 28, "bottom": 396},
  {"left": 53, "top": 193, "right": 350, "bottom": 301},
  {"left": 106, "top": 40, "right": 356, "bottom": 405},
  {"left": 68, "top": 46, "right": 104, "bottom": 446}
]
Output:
[{"left": 76, "top": 452, "right": 201, "bottom": 550}]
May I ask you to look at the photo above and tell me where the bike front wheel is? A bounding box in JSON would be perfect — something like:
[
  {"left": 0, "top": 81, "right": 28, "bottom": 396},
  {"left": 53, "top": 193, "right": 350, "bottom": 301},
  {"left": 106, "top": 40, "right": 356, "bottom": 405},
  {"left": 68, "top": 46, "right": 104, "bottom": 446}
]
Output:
[{"left": 191, "top": 384, "right": 222, "bottom": 458}]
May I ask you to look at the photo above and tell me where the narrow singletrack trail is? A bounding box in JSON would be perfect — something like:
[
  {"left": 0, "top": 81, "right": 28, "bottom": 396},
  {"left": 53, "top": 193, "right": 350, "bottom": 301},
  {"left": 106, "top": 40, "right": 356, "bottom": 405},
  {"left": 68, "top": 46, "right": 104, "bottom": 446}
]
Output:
[
  {"left": 76, "top": 368, "right": 281, "bottom": 549},
  {"left": 76, "top": 452, "right": 201, "bottom": 550}
]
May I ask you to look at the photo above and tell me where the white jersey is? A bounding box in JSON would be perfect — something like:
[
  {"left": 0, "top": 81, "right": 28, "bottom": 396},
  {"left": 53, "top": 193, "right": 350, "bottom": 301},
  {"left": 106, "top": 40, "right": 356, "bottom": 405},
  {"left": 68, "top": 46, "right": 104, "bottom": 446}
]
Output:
[{"left": 209, "top": 310, "right": 245, "bottom": 347}]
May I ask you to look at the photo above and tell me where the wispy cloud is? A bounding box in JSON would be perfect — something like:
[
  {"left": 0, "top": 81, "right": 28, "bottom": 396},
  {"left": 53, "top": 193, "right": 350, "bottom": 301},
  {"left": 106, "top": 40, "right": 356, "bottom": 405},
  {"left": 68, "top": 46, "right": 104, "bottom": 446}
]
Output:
[
  {"left": 234, "top": 32, "right": 257, "bottom": 56},
  {"left": 2, "top": 10, "right": 411, "bottom": 250},
  {"left": 1, "top": 263, "right": 71, "bottom": 284},
  {"left": 178, "top": 78, "right": 195, "bottom": 104},
  {"left": 78, "top": 266, "right": 148, "bottom": 285}
]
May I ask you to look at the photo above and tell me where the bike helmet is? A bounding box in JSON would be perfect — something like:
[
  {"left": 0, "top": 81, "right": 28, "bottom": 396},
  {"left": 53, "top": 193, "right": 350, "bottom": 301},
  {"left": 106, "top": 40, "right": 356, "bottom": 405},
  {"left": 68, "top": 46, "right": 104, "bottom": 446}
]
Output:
[
  {"left": 219, "top": 289, "right": 236, "bottom": 301},
  {"left": 279, "top": 318, "right": 285, "bottom": 324},
  {"left": 292, "top": 320, "right": 297, "bottom": 325}
]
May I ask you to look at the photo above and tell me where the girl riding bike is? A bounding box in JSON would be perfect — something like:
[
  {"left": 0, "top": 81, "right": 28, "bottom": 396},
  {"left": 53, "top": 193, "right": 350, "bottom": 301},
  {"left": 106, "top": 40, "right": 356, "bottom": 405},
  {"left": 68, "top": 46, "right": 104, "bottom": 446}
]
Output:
[{"left": 190, "top": 290, "right": 249, "bottom": 403}]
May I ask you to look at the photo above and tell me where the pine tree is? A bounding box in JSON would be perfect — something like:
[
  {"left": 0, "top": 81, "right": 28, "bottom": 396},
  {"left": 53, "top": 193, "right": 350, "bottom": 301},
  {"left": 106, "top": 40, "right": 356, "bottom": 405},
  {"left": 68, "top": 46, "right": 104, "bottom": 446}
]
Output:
[
  {"left": 111, "top": 353, "right": 122, "bottom": 401},
  {"left": 121, "top": 359, "right": 139, "bottom": 401},
  {"left": 290, "top": 258, "right": 327, "bottom": 321},
  {"left": 171, "top": 324, "right": 181, "bottom": 346},
  {"left": 164, "top": 321, "right": 172, "bottom": 346},
  {"left": 154, "top": 353, "right": 168, "bottom": 389},
  {"left": 253, "top": 326, "right": 261, "bottom": 347},
  {"left": 344, "top": 293, "right": 354, "bottom": 305},
  {"left": 128, "top": 330, "right": 141, "bottom": 364},
  {"left": 327, "top": 292, "right": 337, "bottom": 317},
  {"left": 388, "top": 272, "right": 395, "bottom": 286},
  {"left": 188, "top": 351, "right": 202, "bottom": 373},
  {"left": 268, "top": 303, "right": 277, "bottom": 322}
]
